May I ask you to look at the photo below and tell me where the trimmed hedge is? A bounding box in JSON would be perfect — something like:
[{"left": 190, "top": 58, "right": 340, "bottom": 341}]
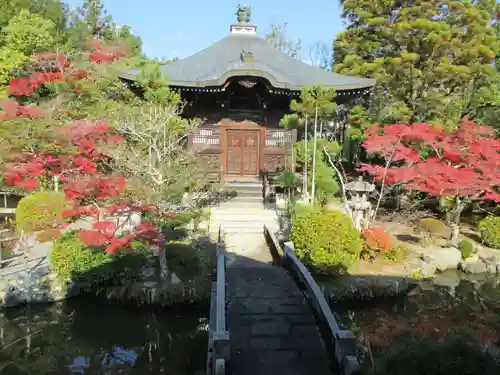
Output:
[
  {"left": 16, "top": 191, "right": 72, "bottom": 233},
  {"left": 477, "top": 215, "right": 500, "bottom": 249},
  {"left": 291, "top": 208, "right": 363, "bottom": 274},
  {"left": 458, "top": 239, "right": 474, "bottom": 259},
  {"left": 49, "top": 232, "right": 149, "bottom": 285}
]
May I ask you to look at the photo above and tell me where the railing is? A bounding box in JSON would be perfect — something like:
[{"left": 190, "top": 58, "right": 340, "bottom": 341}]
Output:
[
  {"left": 264, "top": 129, "right": 295, "bottom": 148},
  {"left": 206, "top": 225, "right": 230, "bottom": 375},
  {"left": 189, "top": 127, "right": 220, "bottom": 147},
  {"left": 263, "top": 225, "right": 361, "bottom": 375}
]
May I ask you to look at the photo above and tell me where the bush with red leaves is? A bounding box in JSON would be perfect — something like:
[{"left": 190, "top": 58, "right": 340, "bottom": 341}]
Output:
[
  {"left": 362, "top": 227, "right": 394, "bottom": 255},
  {"left": 360, "top": 121, "right": 500, "bottom": 203},
  {"left": 1, "top": 42, "right": 163, "bottom": 255}
]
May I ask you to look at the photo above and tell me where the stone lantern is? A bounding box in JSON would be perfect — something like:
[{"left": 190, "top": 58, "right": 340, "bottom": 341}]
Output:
[{"left": 345, "top": 176, "right": 375, "bottom": 230}]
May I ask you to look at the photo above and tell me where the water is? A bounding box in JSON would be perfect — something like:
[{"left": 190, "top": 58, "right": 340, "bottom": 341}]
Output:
[
  {"left": 0, "top": 296, "right": 208, "bottom": 375},
  {"left": 331, "top": 271, "right": 500, "bottom": 353}
]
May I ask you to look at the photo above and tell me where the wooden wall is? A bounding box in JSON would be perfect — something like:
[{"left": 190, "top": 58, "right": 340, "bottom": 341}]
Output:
[{"left": 188, "top": 121, "right": 296, "bottom": 179}]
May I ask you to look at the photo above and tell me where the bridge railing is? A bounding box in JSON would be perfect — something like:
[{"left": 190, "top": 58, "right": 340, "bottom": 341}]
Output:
[
  {"left": 263, "top": 225, "right": 361, "bottom": 375},
  {"left": 206, "top": 225, "right": 230, "bottom": 375}
]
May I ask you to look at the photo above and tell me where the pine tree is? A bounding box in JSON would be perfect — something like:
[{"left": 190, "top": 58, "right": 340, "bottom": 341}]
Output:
[{"left": 334, "top": 0, "right": 500, "bottom": 129}]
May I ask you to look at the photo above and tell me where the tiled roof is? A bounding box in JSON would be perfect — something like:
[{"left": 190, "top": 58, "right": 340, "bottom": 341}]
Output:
[{"left": 120, "top": 33, "right": 375, "bottom": 91}]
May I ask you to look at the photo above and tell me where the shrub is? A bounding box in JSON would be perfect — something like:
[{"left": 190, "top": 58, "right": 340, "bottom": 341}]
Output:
[
  {"left": 16, "top": 191, "right": 72, "bottom": 233},
  {"left": 291, "top": 209, "right": 363, "bottom": 274},
  {"left": 362, "top": 227, "right": 393, "bottom": 260},
  {"left": 50, "top": 232, "right": 113, "bottom": 284},
  {"left": 50, "top": 232, "right": 149, "bottom": 285},
  {"left": 477, "top": 215, "right": 500, "bottom": 249},
  {"left": 293, "top": 203, "right": 319, "bottom": 218},
  {"left": 458, "top": 239, "right": 474, "bottom": 259}
]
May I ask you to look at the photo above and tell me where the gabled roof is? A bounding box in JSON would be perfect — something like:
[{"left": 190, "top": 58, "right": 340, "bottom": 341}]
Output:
[{"left": 120, "top": 33, "right": 375, "bottom": 91}]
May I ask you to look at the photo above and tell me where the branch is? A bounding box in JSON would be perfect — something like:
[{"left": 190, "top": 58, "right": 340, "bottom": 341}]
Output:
[
  {"left": 323, "top": 146, "right": 352, "bottom": 214},
  {"left": 371, "top": 141, "right": 398, "bottom": 223}
]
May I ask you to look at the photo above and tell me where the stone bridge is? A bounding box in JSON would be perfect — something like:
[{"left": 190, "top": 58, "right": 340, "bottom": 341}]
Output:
[{"left": 205, "top": 225, "right": 360, "bottom": 375}]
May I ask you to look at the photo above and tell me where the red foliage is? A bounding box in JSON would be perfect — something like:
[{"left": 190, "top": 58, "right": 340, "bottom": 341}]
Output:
[
  {"left": 1, "top": 44, "right": 159, "bottom": 255},
  {"left": 79, "top": 220, "right": 161, "bottom": 254},
  {"left": 86, "top": 39, "right": 128, "bottom": 63},
  {"left": 7, "top": 40, "right": 128, "bottom": 97},
  {"left": 0, "top": 99, "right": 46, "bottom": 118},
  {"left": 362, "top": 227, "right": 393, "bottom": 253},
  {"left": 63, "top": 175, "right": 126, "bottom": 200},
  {"left": 360, "top": 120, "right": 500, "bottom": 202}
]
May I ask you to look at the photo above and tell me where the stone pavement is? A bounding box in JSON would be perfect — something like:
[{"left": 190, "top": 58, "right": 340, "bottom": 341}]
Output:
[{"left": 226, "top": 251, "right": 332, "bottom": 374}]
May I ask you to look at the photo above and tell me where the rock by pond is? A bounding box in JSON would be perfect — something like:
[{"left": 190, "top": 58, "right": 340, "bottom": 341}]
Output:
[
  {"left": 421, "top": 246, "right": 461, "bottom": 272},
  {"left": 1, "top": 231, "right": 216, "bottom": 310}
]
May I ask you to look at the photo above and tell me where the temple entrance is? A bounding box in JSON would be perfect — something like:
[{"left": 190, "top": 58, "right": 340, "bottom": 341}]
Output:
[{"left": 226, "top": 129, "right": 260, "bottom": 175}]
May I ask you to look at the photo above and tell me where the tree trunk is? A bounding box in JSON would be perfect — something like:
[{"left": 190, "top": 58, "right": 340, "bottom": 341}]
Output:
[
  {"left": 311, "top": 107, "right": 319, "bottom": 205},
  {"left": 303, "top": 115, "right": 309, "bottom": 202},
  {"left": 451, "top": 197, "right": 465, "bottom": 244}
]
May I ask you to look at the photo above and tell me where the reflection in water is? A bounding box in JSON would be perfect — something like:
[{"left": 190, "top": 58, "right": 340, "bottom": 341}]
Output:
[
  {"left": 0, "top": 296, "right": 208, "bottom": 374},
  {"left": 333, "top": 272, "right": 500, "bottom": 352}
]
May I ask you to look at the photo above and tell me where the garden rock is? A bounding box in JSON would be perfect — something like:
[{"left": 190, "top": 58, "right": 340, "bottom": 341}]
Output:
[
  {"left": 480, "top": 255, "right": 500, "bottom": 273},
  {"left": 459, "top": 260, "right": 488, "bottom": 274},
  {"left": 406, "top": 259, "right": 437, "bottom": 279},
  {"left": 433, "top": 271, "right": 460, "bottom": 289},
  {"left": 421, "top": 247, "right": 461, "bottom": 272},
  {"left": 0, "top": 260, "right": 80, "bottom": 309}
]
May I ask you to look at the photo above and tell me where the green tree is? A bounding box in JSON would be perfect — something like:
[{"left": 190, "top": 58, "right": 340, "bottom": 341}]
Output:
[
  {"left": 67, "top": 0, "right": 114, "bottom": 48},
  {"left": 281, "top": 86, "right": 338, "bottom": 204},
  {"left": 0, "top": 47, "right": 27, "bottom": 89},
  {"left": 334, "top": 0, "right": 500, "bottom": 129},
  {"left": 2, "top": 9, "right": 56, "bottom": 55}
]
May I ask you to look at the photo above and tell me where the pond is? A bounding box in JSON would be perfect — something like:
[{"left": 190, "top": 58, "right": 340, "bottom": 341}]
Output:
[
  {"left": 0, "top": 296, "right": 208, "bottom": 374},
  {"left": 329, "top": 271, "right": 500, "bottom": 355}
]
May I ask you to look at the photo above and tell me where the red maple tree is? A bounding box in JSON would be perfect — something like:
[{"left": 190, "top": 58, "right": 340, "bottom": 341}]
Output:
[
  {"left": 1, "top": 42, "right": 162, "bottom": 254},
  {"left": 360, "top": 120, "right": 500, "bottom": 240}
]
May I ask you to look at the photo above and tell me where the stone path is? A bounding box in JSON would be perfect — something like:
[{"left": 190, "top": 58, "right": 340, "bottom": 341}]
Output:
[{"left": 225, "top": 234, "right": 332, "bottom": 375}]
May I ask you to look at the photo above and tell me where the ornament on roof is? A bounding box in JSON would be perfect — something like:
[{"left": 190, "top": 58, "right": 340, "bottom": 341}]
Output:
[
  {"left": 238, "top": 79, "right": 257, "bottom": 88},
  {"left": 236, "top": 4, "right": 252, "bottom": 24}
]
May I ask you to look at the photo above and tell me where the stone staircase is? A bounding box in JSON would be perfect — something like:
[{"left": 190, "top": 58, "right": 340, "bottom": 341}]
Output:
[{"left": 208, "top": 178, "right": 280, "bottom": 234}]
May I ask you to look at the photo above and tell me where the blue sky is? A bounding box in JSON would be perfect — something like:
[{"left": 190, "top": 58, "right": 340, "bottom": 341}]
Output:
[{"left": 65, "top": 0, "right": 345, "bottom": 60}]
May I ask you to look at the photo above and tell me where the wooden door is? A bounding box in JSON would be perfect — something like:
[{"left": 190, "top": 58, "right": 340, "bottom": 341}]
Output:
[{"left": 226, "top": 130, "right": 259, "bottom": 175}]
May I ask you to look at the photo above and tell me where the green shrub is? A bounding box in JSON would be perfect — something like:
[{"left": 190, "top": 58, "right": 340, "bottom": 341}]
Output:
[
  {"left": 458, "top": 239, "right": 474, "bottom": 259},
  {"left": 50, "top": 232, "right": 113, "bottom": 284},
  {"left": 477, "top": 215, "right": 500, "bottom": 249},
  {"left": 291, "top": 209, "right": 363, "bottom": 274},
  {"left": 16, "top": 191, "right": 72, "bottom": 233},
  {"left": 50, "top": 232, "right": 149, "bottom": 285},
  {"left": 293, "top": 203, "right": 319, "bottom": 218}
]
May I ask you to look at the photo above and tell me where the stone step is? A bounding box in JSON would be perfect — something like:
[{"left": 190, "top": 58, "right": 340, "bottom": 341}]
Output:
[
  {"left": 210, "top": 219, "right": 279, "bottom": 228},
  {"left": 212, "top": 198, "right": 264, "bottom": 207},
  {"left": 210, "top": 208, "right": 277, "bottom": 216},
  {"left": 218, "top": 226, "right": 279, "bottom": 234},
  {"left": 233, "top": 190, "right": 263, "bottom": 198},
  {"left": 210, "top": 206, "right": 276, "bottom": 215}
]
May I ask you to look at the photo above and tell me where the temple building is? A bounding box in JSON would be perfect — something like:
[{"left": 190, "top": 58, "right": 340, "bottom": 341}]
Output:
[{"left": 120, "top": 8, "right": 374, "bottom": 181}]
